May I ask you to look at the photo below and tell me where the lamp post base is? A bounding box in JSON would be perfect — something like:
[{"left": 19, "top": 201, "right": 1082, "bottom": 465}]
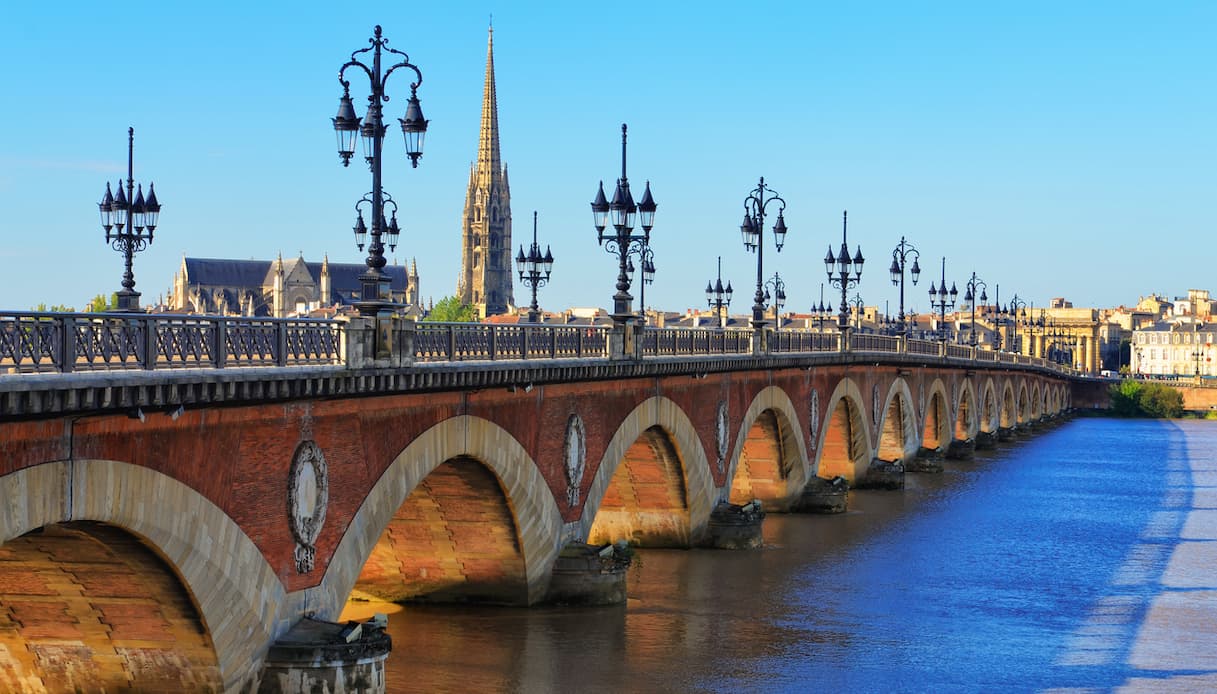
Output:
[{"left": 114, "top": 290, "right": 142, "bottom": 313}]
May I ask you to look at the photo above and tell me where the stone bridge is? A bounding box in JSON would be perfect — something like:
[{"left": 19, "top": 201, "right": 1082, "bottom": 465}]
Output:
[{"left": 0, "top": 313, "right": 1100, "bottom": 691}]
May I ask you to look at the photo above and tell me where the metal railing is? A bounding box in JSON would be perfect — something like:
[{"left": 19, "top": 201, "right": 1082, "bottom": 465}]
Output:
[
  {"left": 414, "top": 323, "right": 609, "bottom": 362},
  {"left": 0, "top": 311, "right": 1081, "bottom": 378},
  {"left": 0, "top": 312, "right": 341, "bottom": 373},
  {"left": 642, "top": 328, "right": 753, "bottom": 356}
]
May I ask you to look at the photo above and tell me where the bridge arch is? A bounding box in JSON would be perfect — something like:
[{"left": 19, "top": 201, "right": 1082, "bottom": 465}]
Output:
[
  {"left": 1000, "top": 381, "right": 1017, "bottom": 428},
  {"left": 1017, "top": 382, "right": 1031, "bottom": 424},
  {"left": 979, "top": 379, "right": 999, "bottom": 434},
  {"left": 876, "top": 379, "right": 919, "bottom": 462},
  {"left": 727, "top": 385, "right": 810, "bottom": 511},
  {"left": 1031, "top": 383, "right": 1043, "bottom": 419},
  {"left": 320, "top": 415, "right": 563, "bottom": 611},
  {"left": 921, "top": 378, "right": 951, "bottom": 452},
  {"left": 0, "top": 460, "right": 279, "bottom": 690},
  {"left": 815, "top": 378, "right": 874, "bottom": 482},
  {"left": 583, "top": 396, "right": 716, "bottom": 548},
  {"left": 955, "top": 378, "right": 979, "bottom": 441}
]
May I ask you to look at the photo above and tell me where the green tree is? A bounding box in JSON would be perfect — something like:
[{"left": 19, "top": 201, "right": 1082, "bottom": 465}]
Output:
[
  {"left": 31, "top": 302, "right": 75, "bottom": 313},
  {"left": 1138, "top": 383, "right": 1184, "bottom": 418},
  {"left": 423, "top": 296, "right": 477, "bottom": 322},
  {"left": 1109, "top": 379, "right": 1143, "bottom": 417},
  {"left": 86, "top": 293, "right": 119, "bottom": 313}
]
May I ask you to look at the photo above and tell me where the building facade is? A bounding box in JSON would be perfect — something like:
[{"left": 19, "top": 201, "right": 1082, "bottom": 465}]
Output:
[
  {"left": 170, "top": 255, "right": 419, "bottom": 317},
  {"left": 1131, "top": 320, "right": 1217, "bottom": 377},
  {"left": 456, "top": 27, "right": 514, "bottom": 319}
]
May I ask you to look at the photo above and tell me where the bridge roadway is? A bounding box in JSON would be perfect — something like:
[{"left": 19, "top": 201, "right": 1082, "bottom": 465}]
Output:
[{"left": 0, "top": 313, "right": 1105, "bottom": 692}]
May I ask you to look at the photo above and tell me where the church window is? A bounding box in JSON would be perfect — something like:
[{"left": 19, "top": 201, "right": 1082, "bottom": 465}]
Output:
[
  {"left": 474, "top": 253, "right": 480, "bottom": 268},
  {"left": 474, "top": 237, "right": 481, "bottom": 248},
  {"left": 476, "top": 209, "right": 481, "bottom": 222}
]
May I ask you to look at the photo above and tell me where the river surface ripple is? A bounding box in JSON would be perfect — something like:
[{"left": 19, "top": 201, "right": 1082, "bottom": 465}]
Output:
[{"left": 366, "top": 418, "right": 1217, "bottom": 693}]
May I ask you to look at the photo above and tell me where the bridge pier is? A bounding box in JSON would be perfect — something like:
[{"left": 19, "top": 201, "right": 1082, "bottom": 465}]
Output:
[
  {"left": 907, "top": 446, "right": 944, "bottom": 473},
  {"left": 702, "top": 500, "right": 766, "bottom": 549},
  {"left": 945, "top": 438, "right": 976, "bottom": 460},
  {"left": 792, "top": 476, "right": 849, "bottom": 513},
  {"left": 997, "top": 427, "right": 1015, "bottom": 442},
  {"left": 544, "top": 541, "right": 632, "bottom": 606},
  {"left": 975, "top": 431, "right": 997, "bottom": 450},
  {"left": 854, "top": 458, "right": 905, "bottom": 490},
  {"left": 259, "top": 617, "right": 391, "bottom": 694}
]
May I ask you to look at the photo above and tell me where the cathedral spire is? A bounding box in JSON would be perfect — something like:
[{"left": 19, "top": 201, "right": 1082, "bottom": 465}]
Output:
[{"left": 477, "top": 26, "right": 501, "bottom": 178}]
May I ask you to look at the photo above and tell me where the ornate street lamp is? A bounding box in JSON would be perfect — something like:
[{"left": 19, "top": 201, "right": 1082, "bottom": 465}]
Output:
[
  {"left": 591, "top": 124, "right": 657, "bottom": 331},
  {"left": 812, "top": 283, "right": 831, "bottom": 331},
  {"left": 1003, "top": 292, "right": 1029, "bottom": 352},
  {"left": 516, "top": 211, "right": 554, "bottom": 323},
  {"left": 928, "top": 257, "right": 958, "bottom": 342},
  {"left": 98, "top": 127, "right": 161, "bottom": 312},
  {"left": 739, "top": 178, "right": 788, "bottom": 332},
  {"left": 962, "top": 271, "right": 988, "bottom": 346},
  {"left": 705, "top": 256, "right": 733, "bottom": 329},
  {"left": 763, "top": 272, "right": 787, "bottom": 332},
  {"left": 888, "top": 236, "right": 920, "bottom": 336},
  {"left": 332, "top": 25, "right": 428, "bottom": 316},
  {"left": 824, "top": 211, "right": 864, "bottom": 331},
  {"left": 849, "top": 293, "right": 865, "bottom": 330}
]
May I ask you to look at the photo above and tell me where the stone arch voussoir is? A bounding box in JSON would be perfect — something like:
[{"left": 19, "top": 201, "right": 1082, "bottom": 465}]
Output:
[
  {"left": 317, "top": 415, "right": 563, "bottom": 612},
  {"left": 726, "top": 385, "right": 811, "bottom": 509},
  {"left": 581, "top": 396, "right": 715, "bottom": 545}
]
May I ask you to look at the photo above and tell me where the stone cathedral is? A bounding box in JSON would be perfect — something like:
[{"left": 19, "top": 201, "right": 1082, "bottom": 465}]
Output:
[{"left": 457, "top": 27, "right": 514, "bottom": 318}]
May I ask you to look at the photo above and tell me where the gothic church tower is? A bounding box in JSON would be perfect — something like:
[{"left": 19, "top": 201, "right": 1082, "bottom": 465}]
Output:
[{"left": 457, "top": 27, "right": 513, "bottom": 317}]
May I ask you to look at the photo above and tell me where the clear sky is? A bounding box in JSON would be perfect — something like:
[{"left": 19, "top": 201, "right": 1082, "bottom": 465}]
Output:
[{"left": 2, "top": 1, "right": 1214, "bottom": 316}]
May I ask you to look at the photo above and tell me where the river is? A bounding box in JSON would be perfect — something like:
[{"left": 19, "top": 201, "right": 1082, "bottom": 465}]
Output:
[{"left": 352, "top": 417, "right": 1217, "bottom": 693}]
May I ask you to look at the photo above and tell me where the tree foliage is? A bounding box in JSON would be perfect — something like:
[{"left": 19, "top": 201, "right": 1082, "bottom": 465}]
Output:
[
  {"left": 86, "top": 293, "right": 119, "bottom": 313},
  {"left": 31, "top": 302, "right": 75, "bottom": 313},
  {"left": 423, "top": 296, "right": 477, "bottom": 322},
  {"left": 1109, "top": 379, "right": 1183, "bottom": 418}
]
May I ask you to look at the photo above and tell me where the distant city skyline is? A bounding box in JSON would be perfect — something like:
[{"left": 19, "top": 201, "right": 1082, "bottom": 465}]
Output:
[{"left": 1, "top": 2, "right": 1213, "bottom": 314}]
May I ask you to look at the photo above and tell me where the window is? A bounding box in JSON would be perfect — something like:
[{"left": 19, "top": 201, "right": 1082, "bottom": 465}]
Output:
[{"left": 474, "top": 253, "right": 480, "bottom": 268}]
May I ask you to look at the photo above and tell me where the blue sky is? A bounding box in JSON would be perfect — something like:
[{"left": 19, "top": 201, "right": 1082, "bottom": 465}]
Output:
[{"left": 2, "top": 1, "right": 1214, "bottom": 315}]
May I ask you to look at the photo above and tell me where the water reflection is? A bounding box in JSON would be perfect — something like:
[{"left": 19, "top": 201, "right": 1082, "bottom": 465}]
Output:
[{"left": 349, "top": 419, "right": 1214, "bottom": 693}]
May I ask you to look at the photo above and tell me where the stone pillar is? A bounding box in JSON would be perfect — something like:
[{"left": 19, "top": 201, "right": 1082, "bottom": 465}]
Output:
[
  {"left": 751, "top": 327, "right": 769, "bottom": 356},
  {"left": 792, "top": 476, "right": 849, "bottom": 514},
  {"left": 854, "top": 458, "right": 905, "bottom": 490},
  {"left": 607, "top": 321, "right": 635, "bottom": 360},
  {"left": 545, "top": 541, "right": 631, "bottom": 605},
  {"left": 342, "top": 316, "right": 415, "bottom": 368},
  {"left": 702, "top": 500, "right": 765, "bottom": 549},
  {"left": 259, "top": 617, "right": 391, "bottom": 694}
]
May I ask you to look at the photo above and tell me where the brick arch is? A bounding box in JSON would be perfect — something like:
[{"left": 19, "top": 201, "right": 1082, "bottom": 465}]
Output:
[
  {"left": 955, "top": 378, "right": 978, "bottom": 441},
  {"left": 922, "top": 378, "right": 951, "bottom": 451},
  {"left": 581, "top": 396, "right": 715, "bottom": 548},
  {"left": 815, "top": 378, "right": 873, "bottom": 482},
  {"left": 1001, "top": 381, "right": 1017, "bottom": 428},
  {"left": 0, "top": 460, "right": 280, "bottom": 690},
  {"left": 876, "top": 379, "right": 918, "bottom": 462},
  {"left": 1018, "top": 381, "right": 1031, "bottom": 423},
  {"left": 726, "top": 385, "right": 810, "bottom": 511},
  {"left": 979, "top": 379, "right": 999, "bottom": 433},
  {"left": 1031, "top": 383, "right": 1043, "bottom": 419},
  {"left": 317, "top": 415, "right": 563, "bottom": 611}
]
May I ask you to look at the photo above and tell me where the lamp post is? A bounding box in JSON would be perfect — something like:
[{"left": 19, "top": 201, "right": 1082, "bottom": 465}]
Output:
[
  {"left": 763, "top": 272, "right": 787, "bottom": 332},
  {"left": 705, "top": 256, "right": 733, "bottom": 329},
  {"left": 591, "top": 124, "right": 657, "bottom": 333},
  {"left": 332, "top": 25, "right": 428, "bottom": 317},
  {"left": 962, "top": 271, "right": 987, "bottom": 347},
  {"left": 888, "top": 236, "right": 921, "bottom": 336},
  {"left": 1021, "top": 306, "right": 1045, "bottom": 357},
  {"left": 849, "top": 293, "right": 865, "bottom": 331},
  {"left": 927, "top": 257, "right": 957, "bottom": 342},
  {"left": 824, "top": 211, "right": 864, "bottom": 331},
  {"left": 1004, "top": 293, "right": 1029, "bottom": 352},
  {"left": 812, "top": 283, "right": 831, "bottom": 331},
  {"left": 516, "top": 211, "right": 554, "bottom": 323},
  {"left": 633, "top": 246, "right": 656, "bottom": 326},
  {"left": 98, "top": 128, "right": 161, "bottom": 312},
  {"left": 739, "top": 178, "right": 788, "bottom": 334}
]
